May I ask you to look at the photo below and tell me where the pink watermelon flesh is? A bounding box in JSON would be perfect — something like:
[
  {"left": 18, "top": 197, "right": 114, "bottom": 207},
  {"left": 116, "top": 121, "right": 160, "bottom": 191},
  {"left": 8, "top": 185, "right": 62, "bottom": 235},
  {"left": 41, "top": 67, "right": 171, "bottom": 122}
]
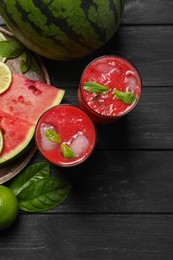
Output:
[
  {"left": 0, "top": 74, "right": 65, "bottom": 164},
  {"left": 0, "top": 74, "right": 65, "bottom": 124},
  {"left": 0, "top": 110, "right": 35, "bottom": 164}
]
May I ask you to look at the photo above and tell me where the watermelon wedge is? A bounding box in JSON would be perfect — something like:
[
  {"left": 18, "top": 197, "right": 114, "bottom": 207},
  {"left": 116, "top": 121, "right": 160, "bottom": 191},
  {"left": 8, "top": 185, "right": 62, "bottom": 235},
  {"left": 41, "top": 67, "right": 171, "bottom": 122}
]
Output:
[
  {"left": 0, "top": 74, "right": 65, "bottom": 124},
  {"left": 0, "top": 74, "right": 65, "bottom": 164},
  {"left": 0, "top": 110, "right": 35, "bottom": 164}
]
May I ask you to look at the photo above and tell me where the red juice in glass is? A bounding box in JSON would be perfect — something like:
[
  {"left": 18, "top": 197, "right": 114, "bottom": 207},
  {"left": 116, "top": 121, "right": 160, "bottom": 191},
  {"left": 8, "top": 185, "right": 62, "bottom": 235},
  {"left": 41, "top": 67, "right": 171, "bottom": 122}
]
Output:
[
  {"left": 35, "top": 105, "right": 97, "bottom": 167},
  {"left": 78, "top": 55, "right": 142, "bottom": 124}
]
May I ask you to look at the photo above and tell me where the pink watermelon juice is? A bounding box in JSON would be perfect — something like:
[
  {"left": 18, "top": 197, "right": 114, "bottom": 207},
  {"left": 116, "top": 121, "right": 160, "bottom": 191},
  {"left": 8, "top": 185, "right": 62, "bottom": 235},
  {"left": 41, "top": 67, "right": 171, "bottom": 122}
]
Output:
[
  {"left": 35, "top": 105, "right": 97, "bottom": 167},
  {"left": 78, "top": 55, "right": 142, "bottom": 124}
]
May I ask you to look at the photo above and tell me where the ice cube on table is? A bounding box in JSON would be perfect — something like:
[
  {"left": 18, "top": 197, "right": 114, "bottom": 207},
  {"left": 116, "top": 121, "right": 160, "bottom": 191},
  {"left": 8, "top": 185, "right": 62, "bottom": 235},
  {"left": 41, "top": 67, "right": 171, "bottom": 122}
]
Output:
[
  {"left": 69, "top": 133, "right": 90, "bottom": 156},
  {"left": 40, "top": 123, "right": 59, "bottom": 151}
]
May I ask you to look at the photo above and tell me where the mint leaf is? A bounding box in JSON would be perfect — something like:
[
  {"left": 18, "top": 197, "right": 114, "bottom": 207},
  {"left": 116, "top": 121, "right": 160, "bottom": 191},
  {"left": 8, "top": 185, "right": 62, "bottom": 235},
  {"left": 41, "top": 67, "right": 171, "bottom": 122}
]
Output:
[
  {"left": 0, "top": 40, "right": 25, "bottom": 58},
  {"left": 9, "top": 162, "right": 50, "bottom": 196},
  {"left": 61, "top": 143, "right": 75, "bottom": 158},
  {"left": 20, "top": 51, "right": 31, "bottom": 74},
  {"left": 45, "top": 129, "right": 62, "bottom": 143},
  {"left": 114, "top": 89, "right": 136, "bottom": 104},
  {"left": 30, "top": 53, "right": 41, "bottom": 74},
  {"left": 17, "top": 177, "right": 71, "bottom": 212},
  {"left": 0, "top": 39, "right": 41, "bottom": 74},
  {"left": 20, "top": 50, "right": 41, "bottom": 74},
  {"left": 84, "top": 82, "right": 109, "bottom": 94}
]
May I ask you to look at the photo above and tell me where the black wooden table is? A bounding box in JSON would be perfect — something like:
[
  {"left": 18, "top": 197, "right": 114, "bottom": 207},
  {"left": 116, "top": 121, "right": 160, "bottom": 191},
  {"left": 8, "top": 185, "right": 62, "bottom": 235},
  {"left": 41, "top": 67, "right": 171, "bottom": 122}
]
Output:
[{"left": 0, "top": 1, "right": 173, "bottom": 259}]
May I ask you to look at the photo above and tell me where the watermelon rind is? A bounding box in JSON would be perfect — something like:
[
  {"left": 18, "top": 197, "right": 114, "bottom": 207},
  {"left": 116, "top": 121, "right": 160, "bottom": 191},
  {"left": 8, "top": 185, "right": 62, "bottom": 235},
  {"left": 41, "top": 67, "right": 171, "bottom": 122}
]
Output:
[
  {"left": 0, "top": 125, "right": 35, "bottom": 165},
  {"left": 0, "top": 129, "right": 3, "bottom": 154},
  {"left": 50, "top": 89, "right": 65, "bottom": 108}
]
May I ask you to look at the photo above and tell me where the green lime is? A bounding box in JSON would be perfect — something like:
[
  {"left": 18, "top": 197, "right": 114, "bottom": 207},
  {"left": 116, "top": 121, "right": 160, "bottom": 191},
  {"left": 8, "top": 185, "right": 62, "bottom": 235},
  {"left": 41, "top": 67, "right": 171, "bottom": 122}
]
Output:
[
  {"left": 0, "top": 185, "right": 19, "bottom": 230},
  {"left": 0, "top": 62, "right": 12, "bottom": 94},
  {"left": 0, "top": 129, "right": 3, "bottom": 154},
  {"left": 0, "top": 32, "right": 7, "bottom": 63}
]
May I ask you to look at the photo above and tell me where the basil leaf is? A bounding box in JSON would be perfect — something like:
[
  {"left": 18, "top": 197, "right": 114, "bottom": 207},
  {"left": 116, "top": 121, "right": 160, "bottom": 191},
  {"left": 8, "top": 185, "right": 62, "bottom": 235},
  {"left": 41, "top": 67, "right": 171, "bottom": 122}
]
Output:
[
  {"left": 20, "top": 51, "right": 31, "bottom": 74},
  {"left": 45, "top": 129, "right": 62, "bottom": 143},
  {"left": 61, "top": 143, "right": 75, "bottom": 158},
  {"left": 17, "top": 177, "right": 71, "bottom": 212},
  {"left": 9, "top": 162, "right": 50, "bottom": 196},
  {"left": 84, "top": 82, "right": 109, "bottom": 94},
  {"left": 114, "top": 89, "right": 136, "bottom": 104},
  {"left": 0, "top": 40, "right": 25, "bottom": 58}
]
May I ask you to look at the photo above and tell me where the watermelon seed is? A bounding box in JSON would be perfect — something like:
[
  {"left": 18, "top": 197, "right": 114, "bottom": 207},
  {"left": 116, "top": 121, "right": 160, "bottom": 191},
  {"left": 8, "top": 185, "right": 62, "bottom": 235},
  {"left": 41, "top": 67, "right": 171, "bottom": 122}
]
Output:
[
  {"left": 28, "top": 85, "right": 41, "bottom": 96},
  {"left": 18, "top": 95, "right": 24, "bottom": 103}
]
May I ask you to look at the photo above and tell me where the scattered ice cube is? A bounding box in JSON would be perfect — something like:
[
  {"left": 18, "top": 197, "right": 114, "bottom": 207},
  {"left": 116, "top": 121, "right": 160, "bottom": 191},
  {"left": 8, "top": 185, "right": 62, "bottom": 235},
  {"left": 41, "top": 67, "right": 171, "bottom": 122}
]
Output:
[
  {"left": 40, "top": 123, "right": 59, "bottom": 151},
  {"left": 125, "top": 73, "right": 137, "bottom": 93},
  {"left": 69, "top": 133, "right": 89, "bottom": 156}
]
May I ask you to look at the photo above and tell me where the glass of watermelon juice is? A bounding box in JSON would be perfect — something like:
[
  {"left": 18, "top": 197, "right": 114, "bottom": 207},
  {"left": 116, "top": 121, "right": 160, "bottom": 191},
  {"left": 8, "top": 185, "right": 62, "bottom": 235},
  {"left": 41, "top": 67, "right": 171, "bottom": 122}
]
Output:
[
  {"left": 35, "top": 105, "right": 97, "bottom": 167},
  {"left": 78, "top": 55, "right": 142, "bottom": 124}
]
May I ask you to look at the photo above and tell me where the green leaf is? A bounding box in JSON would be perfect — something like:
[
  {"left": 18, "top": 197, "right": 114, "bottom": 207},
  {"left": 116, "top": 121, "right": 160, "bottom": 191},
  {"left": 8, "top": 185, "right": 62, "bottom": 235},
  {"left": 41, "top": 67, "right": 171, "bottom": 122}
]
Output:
[
  {"left": 45, "top": 129, "right": 62, "bottom": 143},
  {"left": 0, "top": 40, "right": 25, "bottom": 58},
  {"left": 20, "top": 51, "right": 31, "bottom": 74},
  {"left": 30, "top": 53, "right": 41, "bottom": 74},
  {"left": 84, "top": 82, "right": 109, "bottom": 94},
  {"left": 17, "top": 177, "right": 71, "bottom": 212},
  {"left": 9, "top": 162, "right": 50, "bottom": 196},
  {"left": 114, "top": 89, "right": 136, "bottom": 104},
  {"left": 61, "top": 143, "right": 75, "bottom": 158}
]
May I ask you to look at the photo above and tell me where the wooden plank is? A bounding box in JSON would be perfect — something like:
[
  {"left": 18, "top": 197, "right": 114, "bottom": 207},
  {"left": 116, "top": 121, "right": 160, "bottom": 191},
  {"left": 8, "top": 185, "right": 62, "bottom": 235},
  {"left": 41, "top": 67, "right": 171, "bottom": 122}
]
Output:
[
  {"left": 30, "top": 151, "right": 173, "bottom": 213},
  {"left": 53, "top": 87, "right": 173, "bottom": 150},
  {"left": 122, "top": 0, "right": 173, "bottom": 24},
  {"left": 44, "top": 25, "right": 173, "bottom": 87},
  {"left": 0, "top": 214, "right": 172, "bottom": 259}
]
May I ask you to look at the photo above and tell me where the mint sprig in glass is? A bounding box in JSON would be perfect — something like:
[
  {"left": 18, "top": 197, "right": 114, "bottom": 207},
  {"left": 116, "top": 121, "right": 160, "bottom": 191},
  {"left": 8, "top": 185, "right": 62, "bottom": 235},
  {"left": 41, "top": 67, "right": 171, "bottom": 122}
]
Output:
[{"left": 84, "top": 81, "right": 136, "bottom": 105}]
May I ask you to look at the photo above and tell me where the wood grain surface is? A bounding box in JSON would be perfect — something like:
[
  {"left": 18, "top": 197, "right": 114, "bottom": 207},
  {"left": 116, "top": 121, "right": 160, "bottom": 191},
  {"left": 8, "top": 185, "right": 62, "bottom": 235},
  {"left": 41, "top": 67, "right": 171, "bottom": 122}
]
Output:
[
  {"left": 0, "top": 215, "right": 172, "bottom": 259},
  {"left": 0, "top": 1, "right": 173, "bottom": 259}
]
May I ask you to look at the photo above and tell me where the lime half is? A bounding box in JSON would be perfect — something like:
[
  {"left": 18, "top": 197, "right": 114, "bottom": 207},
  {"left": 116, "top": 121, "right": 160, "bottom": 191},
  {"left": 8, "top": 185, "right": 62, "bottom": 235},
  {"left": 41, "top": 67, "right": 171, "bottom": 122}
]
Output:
[
  {"left": 0, "top": 62, "right": 12, "bottom": 94},
  {"left": 0, "top": 129, "right": 4, "bottom": 154},
  {"left": 0, "top": 32, "right": 7, "bottom": 62}
]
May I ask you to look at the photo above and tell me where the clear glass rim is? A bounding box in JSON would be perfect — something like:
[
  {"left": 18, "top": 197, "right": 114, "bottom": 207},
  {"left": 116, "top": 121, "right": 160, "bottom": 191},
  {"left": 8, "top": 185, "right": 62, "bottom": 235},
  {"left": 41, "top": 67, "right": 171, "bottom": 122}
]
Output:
[
  {"left": 79, "top": 55, "right": 143, "bottom": 119},
  {"left": 35, "top": 104, "right": 98, "bottom": 167}
]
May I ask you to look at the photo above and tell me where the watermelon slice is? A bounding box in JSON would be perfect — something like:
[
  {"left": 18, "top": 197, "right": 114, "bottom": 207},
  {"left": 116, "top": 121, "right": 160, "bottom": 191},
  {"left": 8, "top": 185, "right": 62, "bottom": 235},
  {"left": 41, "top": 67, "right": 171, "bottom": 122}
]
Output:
[
  {"left": 0, "top": 74, "right": 65, "bottom": 164},
  {"left": 0, "top": 110, "right": 35, "bottom": 164},
  {"left": 0, "top": 74, "right": 65, "bottom": 124}
]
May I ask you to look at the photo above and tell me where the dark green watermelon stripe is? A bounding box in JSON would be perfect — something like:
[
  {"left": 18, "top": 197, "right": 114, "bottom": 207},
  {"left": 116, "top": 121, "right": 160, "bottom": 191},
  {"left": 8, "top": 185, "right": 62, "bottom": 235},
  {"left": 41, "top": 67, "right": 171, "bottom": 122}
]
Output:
[
  {"left": 80, "top": 0, "right": 107, "bottom": 43},
  {"left": 108, "top": 0, "right": 118, "bottom": 27},
  {"left": 15, "top": 0, "right": 67, "bottom": 48},
  {"left": 32, "top": 0, "right": 95, "bottom": 51},
  {"left": 0, "top": 1, "right": 5, "bottom": 10},
  {"left": 26, "top": 0, "right": 94, "bottom": 50},
  {"left": 0, "top": 1, "right": 25, "bottom": 37},
  {"left": 0, "top": 1, "right": 72, "bottom": 59},
  {"left": 15, "top": 0, "right": 77, "bottom": 55}
]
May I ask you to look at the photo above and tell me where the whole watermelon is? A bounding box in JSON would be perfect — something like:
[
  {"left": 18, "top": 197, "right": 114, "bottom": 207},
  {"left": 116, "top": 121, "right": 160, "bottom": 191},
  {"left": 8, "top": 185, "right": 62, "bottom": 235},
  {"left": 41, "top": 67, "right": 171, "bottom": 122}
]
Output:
[{"left": 0, "top": 0, "right": 124, "bottom": 61}]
